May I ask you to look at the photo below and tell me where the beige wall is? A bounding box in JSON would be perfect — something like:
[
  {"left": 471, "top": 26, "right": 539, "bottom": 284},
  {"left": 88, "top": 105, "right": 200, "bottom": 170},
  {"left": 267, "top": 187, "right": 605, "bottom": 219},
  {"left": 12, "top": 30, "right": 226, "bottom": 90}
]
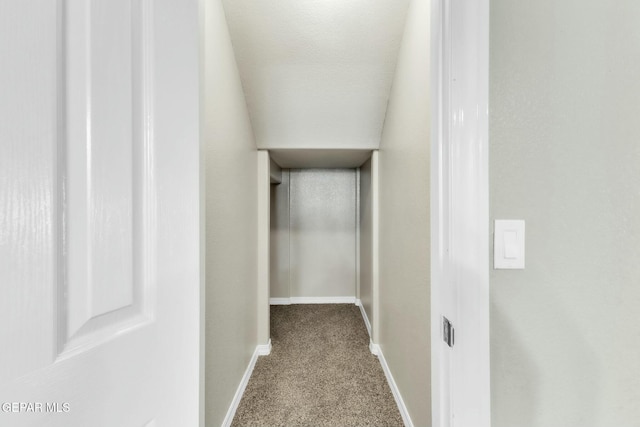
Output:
[
  {"left": 270, "top": 170, "right": 290, "bottom": 299},
  {"left": 257, "top": 150, "right": 271, "bottom": 345},
  {"left": 359, "top": 157, "right": 374, "bottom": 329},
  {"left": 202, "top": 0, "right": 258, "bottom": 424},
  {"left": 377, "top": 0, "right": 431, "bottom": 425},
  {"left": 490, "top": 1, "right": 640, "bottom": 426}
]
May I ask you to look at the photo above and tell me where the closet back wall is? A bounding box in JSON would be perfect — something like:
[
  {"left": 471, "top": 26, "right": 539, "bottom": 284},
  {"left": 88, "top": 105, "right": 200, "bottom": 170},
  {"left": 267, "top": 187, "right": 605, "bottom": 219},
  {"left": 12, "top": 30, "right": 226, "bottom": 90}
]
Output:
[{"left": 271, "top": 169, "right": 357, "bottom": 300}]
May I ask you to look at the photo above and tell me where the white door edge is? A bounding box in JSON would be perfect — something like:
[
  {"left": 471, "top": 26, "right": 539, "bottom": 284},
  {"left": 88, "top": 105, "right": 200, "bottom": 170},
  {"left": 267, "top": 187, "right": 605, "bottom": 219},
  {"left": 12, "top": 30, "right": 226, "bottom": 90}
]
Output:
[{"left": 430, "top": 0, "right": 490, "bottom": 425}]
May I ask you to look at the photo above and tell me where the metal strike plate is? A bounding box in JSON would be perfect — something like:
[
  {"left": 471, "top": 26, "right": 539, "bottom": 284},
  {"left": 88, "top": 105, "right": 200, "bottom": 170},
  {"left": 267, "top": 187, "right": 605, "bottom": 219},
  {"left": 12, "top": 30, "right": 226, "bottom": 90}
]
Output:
[{"left": 443, "top": 316, "right": 454, "bottom": 347}]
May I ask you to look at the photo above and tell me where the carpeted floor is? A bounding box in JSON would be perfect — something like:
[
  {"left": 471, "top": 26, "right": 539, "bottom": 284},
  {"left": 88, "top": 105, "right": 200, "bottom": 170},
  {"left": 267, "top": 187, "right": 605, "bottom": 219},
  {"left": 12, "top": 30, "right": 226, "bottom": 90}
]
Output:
[{"left": 231, "top": 304, "right": 404, "bottom": 427}]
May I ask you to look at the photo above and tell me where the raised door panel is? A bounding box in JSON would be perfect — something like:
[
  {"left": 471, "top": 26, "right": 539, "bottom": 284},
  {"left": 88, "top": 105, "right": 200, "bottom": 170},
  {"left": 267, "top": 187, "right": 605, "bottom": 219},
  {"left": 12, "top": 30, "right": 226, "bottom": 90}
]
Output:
[{"left": 61, "top": 0, "right": 154, "bottom": 356}]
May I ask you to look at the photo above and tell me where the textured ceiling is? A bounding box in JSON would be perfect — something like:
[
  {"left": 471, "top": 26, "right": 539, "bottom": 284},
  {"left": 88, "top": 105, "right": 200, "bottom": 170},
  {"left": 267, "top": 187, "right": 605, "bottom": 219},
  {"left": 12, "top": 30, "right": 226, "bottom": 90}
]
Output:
[{"left": 221, "top": 0, "right": 410, "bottom": 153}]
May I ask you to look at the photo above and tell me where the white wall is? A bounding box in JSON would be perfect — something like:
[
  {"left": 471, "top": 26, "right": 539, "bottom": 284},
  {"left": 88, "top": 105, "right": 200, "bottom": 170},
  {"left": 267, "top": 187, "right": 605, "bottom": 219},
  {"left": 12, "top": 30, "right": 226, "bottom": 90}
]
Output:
[
  {"left": 270, "top": 169, "right": 358, "bottom": 299},
  {"left": 490, "top": 1, "right": 640, "bottom": 426},
  {"left": 377, "top": 0, "right": 431, "bottom": 425},
  {"left": 202, "top": 0, "right": 258, "bottom": 424}
]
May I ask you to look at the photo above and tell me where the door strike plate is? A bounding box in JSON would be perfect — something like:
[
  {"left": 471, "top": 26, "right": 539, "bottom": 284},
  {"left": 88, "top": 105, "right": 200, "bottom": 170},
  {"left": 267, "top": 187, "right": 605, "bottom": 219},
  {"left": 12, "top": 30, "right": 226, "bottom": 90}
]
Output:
[{"left": 443, "top": 316, "right": 454, "bottom": 347}]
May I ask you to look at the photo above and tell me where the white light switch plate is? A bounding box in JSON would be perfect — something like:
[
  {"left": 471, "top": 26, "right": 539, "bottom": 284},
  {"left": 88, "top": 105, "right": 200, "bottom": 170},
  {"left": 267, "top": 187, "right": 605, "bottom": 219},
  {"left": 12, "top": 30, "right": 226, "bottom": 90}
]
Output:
[{"left": 494, "top": 220, "right": 525, "bottom": 269}]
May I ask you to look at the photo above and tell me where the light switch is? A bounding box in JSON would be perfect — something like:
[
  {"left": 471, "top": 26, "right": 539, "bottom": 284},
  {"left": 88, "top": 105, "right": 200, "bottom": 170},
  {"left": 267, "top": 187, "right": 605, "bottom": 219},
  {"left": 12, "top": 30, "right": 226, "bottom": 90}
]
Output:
[
  {"left": 494, "top": 220, "right": 525, "bottom": 269},
  {"left": 503, "top": 230, "right": 519, "bottom": 259}
]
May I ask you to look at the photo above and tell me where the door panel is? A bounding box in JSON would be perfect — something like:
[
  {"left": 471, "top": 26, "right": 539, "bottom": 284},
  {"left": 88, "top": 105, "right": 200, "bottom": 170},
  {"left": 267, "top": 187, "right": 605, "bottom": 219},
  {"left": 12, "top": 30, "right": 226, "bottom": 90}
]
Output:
[
  {"left": 63, "top": 0, "right": 151, "bottom": 355},
  {"left": 68, "top": 0, "right": 136, "bottom": 326},
  {"left": 0, "top": 0, "right": 200, "bottom": 425}
]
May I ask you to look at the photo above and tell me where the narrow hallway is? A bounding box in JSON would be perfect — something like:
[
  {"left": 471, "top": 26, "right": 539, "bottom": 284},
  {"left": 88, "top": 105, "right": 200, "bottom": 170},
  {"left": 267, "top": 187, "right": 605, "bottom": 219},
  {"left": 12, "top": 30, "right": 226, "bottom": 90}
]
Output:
[{"left": 231, "top": 305, "right": 403, "bottom": 427}]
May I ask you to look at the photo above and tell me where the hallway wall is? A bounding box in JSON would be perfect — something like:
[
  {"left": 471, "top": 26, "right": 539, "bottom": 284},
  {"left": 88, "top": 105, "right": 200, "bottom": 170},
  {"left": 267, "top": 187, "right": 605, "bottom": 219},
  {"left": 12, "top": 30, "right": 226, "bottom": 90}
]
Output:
[
  {"left": 270, "top": 170, "right": 290, "bottom": 298},
  {"left": 202, "top": 0, "right": 259, "bottom": 424},
  {"left": 270, "top": 169, "right": 357, "bottom": 299},
  {"left": 490, "top": 1, "right": 640, "bottom": 426},
  {"left": 359, "top": 156, "right": 375, "bottom": 332},
  {"left": 377, "top": 0, "right": 431, "bottom": 425}
]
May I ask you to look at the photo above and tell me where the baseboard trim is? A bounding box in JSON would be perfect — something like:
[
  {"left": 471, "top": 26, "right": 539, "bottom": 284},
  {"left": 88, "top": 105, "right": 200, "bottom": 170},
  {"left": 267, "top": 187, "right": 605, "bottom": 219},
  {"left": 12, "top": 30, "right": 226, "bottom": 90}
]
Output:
[
  {"left": 269, "top": 298, "right": 292, "bottom": 305},
  {"left": 369, "top": 340, "right": 379, "bottom": 356},
  {"left": 257, "top": 339, "right": 272, "bottom": 356},
  {"left": 269, "top": 296, "right": 357, "bottom": 305},
  {"left": 370, "top": 341, "right": 414, "bottom": 427},
  {"left": 356, "top": 299, "right": 372, "bottom": 338},
  {"left": 221, "top": 340, "right": 271, "bottom": 427}
]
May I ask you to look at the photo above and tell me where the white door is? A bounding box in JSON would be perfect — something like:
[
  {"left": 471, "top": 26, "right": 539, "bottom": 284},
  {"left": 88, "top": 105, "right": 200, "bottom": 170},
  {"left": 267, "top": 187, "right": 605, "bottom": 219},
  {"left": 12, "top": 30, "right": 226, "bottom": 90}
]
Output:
[
  {"left": 0, "top": 0, "right": 201, "bottom": 426},
  {"left": 431, "top": 0, "right": 490, "bottom": 426}
]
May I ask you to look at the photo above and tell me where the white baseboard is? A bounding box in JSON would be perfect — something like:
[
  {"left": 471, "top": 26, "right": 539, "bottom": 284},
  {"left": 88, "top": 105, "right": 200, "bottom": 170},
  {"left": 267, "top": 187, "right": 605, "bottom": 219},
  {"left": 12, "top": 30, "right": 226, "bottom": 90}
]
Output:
[
  {"left": 369, "top": 342, "right": 414, "bottom": 427},
  {"left": 257, "top": 339, "right": 272, "bottom": 355},
  {"left": 221, "top": 340, "right": 271, "bottom": 427},
  {"left": 356, "top": 299, "right": 372, "bottom": 338},
  {"left": 269, "top": 296, "right": 356, "bottom": 305},
  {"left": 369, "top": 340, "right": 380, "bottom": 356},
  {"left": 269, "top": 298, "right": 291, "bottom": 305}
]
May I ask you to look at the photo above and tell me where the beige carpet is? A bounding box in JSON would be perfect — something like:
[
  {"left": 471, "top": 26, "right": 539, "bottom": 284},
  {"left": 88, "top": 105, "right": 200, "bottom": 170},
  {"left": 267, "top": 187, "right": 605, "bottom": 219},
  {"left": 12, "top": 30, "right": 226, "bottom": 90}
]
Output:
[{"left": 231, "top": 304, "right": 404, "bottom": 427}]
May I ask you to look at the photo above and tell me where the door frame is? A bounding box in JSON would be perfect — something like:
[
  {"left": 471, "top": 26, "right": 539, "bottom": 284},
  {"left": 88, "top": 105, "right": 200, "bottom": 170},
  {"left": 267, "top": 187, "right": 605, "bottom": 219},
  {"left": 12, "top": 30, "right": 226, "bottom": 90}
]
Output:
[{"left": 430, "top": 0, "right": 490, "bottom": 426}]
